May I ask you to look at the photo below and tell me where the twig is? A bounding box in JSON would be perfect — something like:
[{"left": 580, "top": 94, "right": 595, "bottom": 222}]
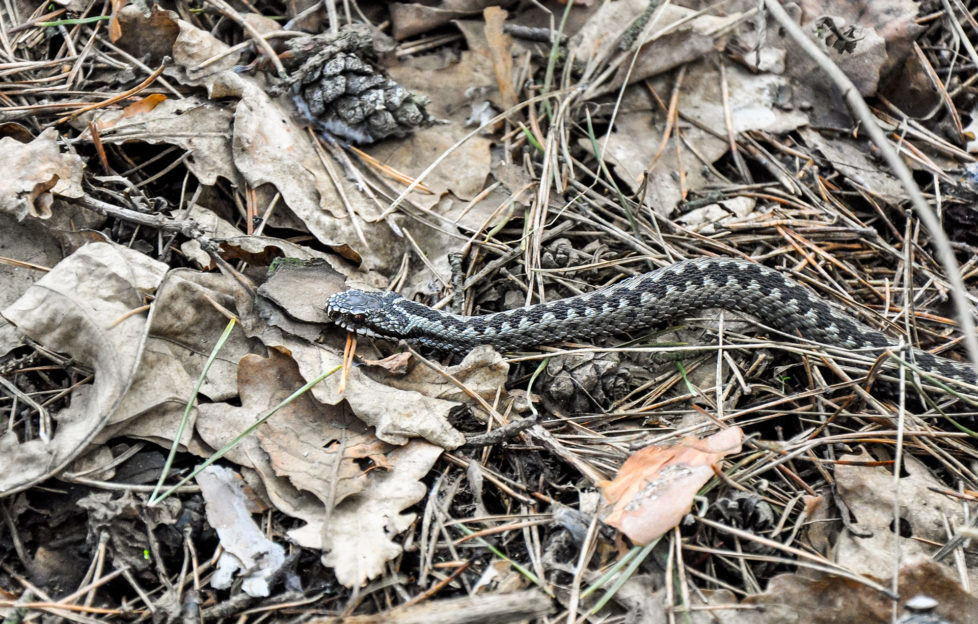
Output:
[
  {"left": 75, "top": 194, "right": 206, "bottom": 241},
  {"left": 306, "top": 589, "right": 553, "bottom": 624},
  {"left": 463, "top": 416, "right": 538, "bottom": 447}
]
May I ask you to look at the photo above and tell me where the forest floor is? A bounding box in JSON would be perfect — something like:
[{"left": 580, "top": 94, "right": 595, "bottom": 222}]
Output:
[{"left": 1, "top": 1, "right": 978, "bottom": 623}]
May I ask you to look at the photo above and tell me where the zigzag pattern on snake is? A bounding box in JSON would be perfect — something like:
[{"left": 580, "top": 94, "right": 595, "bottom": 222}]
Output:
[{"left": 325, "top": 257, "right": 977, "bottom": 385}]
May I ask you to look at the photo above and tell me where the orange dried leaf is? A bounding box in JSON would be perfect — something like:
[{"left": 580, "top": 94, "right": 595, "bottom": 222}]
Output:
[
  {"left": 600, "top": 427, "right": 743, "bottom": 545},
  {"left": 109, "top": 0, "right": 125, "bottom": 42},
  {"left": 122, "top": 93, "right": 167, "bottom": 117},
  {"left": 483, "top": 7, "right": 517, "bottom": 111},
  {"left": 94, "top": 94, "right": 168, "bottom": 131}
]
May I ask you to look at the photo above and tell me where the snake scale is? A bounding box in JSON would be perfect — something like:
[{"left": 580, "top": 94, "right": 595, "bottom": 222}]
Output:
[{"left": 326, "top": 257, "right": 977, "bottom": 385}]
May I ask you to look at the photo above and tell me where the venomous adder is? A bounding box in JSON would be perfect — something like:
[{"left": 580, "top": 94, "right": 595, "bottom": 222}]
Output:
[{"left": 326, "top": 257, "right": 977, "bottom": 385}]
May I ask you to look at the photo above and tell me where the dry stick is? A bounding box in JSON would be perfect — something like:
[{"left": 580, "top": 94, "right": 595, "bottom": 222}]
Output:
[
  {"left": 763, "top": 0, "right": 978, "bottom": 379},
  {"left": 75, "top": 195, "right": 206, "bottom": 240},
  {"left": 306, "top": 589, "right": 554, "bottom": 624}
]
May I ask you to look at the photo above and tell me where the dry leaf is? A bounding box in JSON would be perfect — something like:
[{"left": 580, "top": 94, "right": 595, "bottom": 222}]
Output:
[
  {"left": 742, "top": 559, "right": 978, "bottom": 624},
  {"left": 93, "top": 96, "right": 239, "bottom": 188},
  {"left": 599, "top": 65, "right": 805, "bottom": 216},
  {"left": 108, "top": 0, "right": 125, "bottom": 42},
  {"left": 197, "top": 465, "right": 286, "bottom": 597},
  {"left": 799, "top": 127, "right": 905, "bottom": 203},
  {"left": 94, "top": 94, "right": 168, "bottom": 131},
  {"left": 191, "top": 350, "right": 445, "bottom": 588},
  {"left": 600, "top": 427, "right": 743, "bottom": 545},
  {"left": 246, "top": 263, "right": 470, "bottom": 449},
  {"left": 0, "top": 213, "right": 62, "bottom": 328},
  {"left": 798, "top": 0, "right": 923, "bottom": 77},
  {"left": 834, "top": 448, "right": 977, "bottom": 586},
  {"left": 286, "top": 338, "right": 467, "bottom": 449},
  {"left": 77, "top": 491, "right": 181, "bottom": 573},
  {"left": 178, "top": 204, "right": 246, "bottom": 268},
  {"left": 607, "top": 7, "right": 743, "bottom": 96},
  {"left": 195, "top": 350, "right": 383, "bottom": 509},
  {"left": 165, "top": 15, "right": 403, "bottom": 271},
  {"left": 0, "top": 128, "right": 85, "bottom": 221},
  {"left": 676, "top": 196, "right": 757, "bottom": 234},
  {"left": 114, "top": 5, "right": 179, "bottom": 66},
  {"left": 253, "top": 264, "right": 468, "bottom": 449},
  {"left": 163, "top": 5, "right": 494, "bottom": 279},
  {"left": 775, "top": 0, "right": 923, "bottom": 124},
  {"left": 390, "top": 1, "right": 499, "bottom": 40},
  {"left": 571, "top": 0, "right": 650, "bottom": 66},
  {"left": 0, "top": 242, "right": 167, "bottom": 496},
  {"left": 383, "top": 345, "right": 509, "bottom": 404},
  {"left": 361, "top": 351, "right": 413, "bottom": 375},
  {"left": 96, "top": 269, "right": 254, "bottom": 447},
  {"left": 291, "top": 440, "right": 443, "bottom": 587}
]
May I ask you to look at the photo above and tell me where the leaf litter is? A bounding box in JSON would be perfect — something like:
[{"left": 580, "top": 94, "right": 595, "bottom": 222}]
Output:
[{"left": 1, "top": 0, "right": 978, "bottom": 622}]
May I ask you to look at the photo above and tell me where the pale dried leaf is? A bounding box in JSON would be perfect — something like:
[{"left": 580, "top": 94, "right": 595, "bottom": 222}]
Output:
[
  {"left": 741, "top": 560, "right": 978, "bottom": 623},
  {"left": 254, "top": 266, "right": 467, "bottom": 448},
  {"left": 384, "top": 345, "right": 509, "bottom": 404},
  {"left": 170, "top": 10, "right": 248, "bottom": 96},
  {"left": 774, "top": 0, "right": 923, "bottom": 124},
  {"left": 834, "top": 448, "right": 977, "bottom": 586},
  {"left": 570, "top": 0, "right": 648, "bottom": 67},
  {"left": 297, "top": 440, "right": 442, "bottom": 587},
  {"left": 272, "top": 338, "right": 466, "bottom": 449},
  {"left": 77, "top": 490, "right": 181, "bottom": 573},
  {"left": 484, "top": 7, "right": 517, "bottom": 110},
  {"left": 603, "top": 6, "right": 746, "bottom": 96},
  {"left": 115, "top": 5, "right": 179, "bottom": 67},
  {"left": 390, "top": 0, "right": 499, "bottom": 40},
  {"left": 0, "top": 213, "right": 62, "bottom": 317},
  {"left": 197, "top": 465, "right": 286, "bottom": 597},
  {"left": 195, "top": 350, "right": 381, "bottom": 508},
  {"left": 798, "top": 0, "right": 923, "bottom": 75},
  {"left": 0, "top": 128, "right": 84, "bottom": 221},
  {"left": 94, "top": 96, "right": 239, "bottom": 187},
  {"left": 1, "top": 242, "right": 167, "bottom": 495},
  {"left": 96, "top": 269, "right": 253, "bottom": 447},
  {"left": 168, "top": 15, "right": 406, "bottom": 271},
  {"left": 798, "top": 128, "right": 905, "bottom": 203},
  {"left": 232, "top": 83, "right": 409, "bottom": 271},
  {"left": 179, "top": 204, "right": 245, "bottom": 268},
  {"left": 363, "top": 114, "right": 494, "bottom": 207},
  {"left": 600, "top": 65, "right": 805, "bottom": 215},
  {"left": 679, "top": 63, "right": 808, "bottom": 135},
  {"left": 676, "top": 196, "right": 757, "bottom": 233}
]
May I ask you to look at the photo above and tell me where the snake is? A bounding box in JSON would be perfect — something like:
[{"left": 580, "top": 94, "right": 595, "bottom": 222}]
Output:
[{"left": 325, "top": 257, "right": 977, "bottom": 385}]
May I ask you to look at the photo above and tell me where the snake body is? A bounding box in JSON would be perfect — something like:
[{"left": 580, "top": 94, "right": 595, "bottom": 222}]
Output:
[{"left": 326, "top": 258, "right": 977, "bottom": 384}]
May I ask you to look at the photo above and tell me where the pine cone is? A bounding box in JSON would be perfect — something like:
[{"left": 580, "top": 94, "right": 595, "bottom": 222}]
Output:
[
  {"left": 277, "top": 25, "right": 431, "bottom": 144},
  {"left": 543, "top": 351, "right": 630, "bottom": 411}
]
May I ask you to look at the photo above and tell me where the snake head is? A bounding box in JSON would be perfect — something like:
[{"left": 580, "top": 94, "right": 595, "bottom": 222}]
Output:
[{"left": 325, "top": 289, "right": 412, "bottom": 340}]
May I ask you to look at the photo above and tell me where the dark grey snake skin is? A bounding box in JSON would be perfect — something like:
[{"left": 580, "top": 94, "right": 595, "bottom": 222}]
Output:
[{"left": 326, "top": 258, "right": 977, "bottom": 385}]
